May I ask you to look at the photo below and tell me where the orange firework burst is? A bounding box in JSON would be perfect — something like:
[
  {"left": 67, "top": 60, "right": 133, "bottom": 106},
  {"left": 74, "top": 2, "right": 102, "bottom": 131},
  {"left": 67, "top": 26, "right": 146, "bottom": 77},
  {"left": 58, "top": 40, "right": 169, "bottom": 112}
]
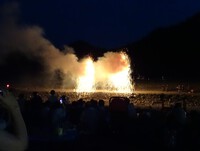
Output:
[
  {"left": 107, "top": 52, "right": 133, "bottom": 93},
  {"left": 75, "top": 51, "right": 134, "bottom": 94}
]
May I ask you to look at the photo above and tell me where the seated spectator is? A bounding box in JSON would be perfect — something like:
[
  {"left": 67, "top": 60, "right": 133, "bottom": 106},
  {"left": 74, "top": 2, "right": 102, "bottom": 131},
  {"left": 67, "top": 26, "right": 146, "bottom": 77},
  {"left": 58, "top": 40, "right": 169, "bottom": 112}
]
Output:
[{"left": 0, "top": 90, "right": 28, "bottom": 151}]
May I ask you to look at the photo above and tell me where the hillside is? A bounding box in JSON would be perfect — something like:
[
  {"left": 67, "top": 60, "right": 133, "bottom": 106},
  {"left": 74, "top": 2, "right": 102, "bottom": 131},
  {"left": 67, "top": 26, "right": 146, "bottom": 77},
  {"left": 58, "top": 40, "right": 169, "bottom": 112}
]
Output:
[{"left": 126, "top": 12, "right": 200, "bottom": 81}]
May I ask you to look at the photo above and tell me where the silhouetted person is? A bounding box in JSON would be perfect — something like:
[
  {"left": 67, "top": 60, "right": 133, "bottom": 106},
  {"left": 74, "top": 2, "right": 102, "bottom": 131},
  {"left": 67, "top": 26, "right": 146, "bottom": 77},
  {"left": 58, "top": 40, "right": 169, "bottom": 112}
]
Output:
[
  {"left": 17, "top": 93, "right": 26, "bottom": 114},
  {"left": 98, "top": 99, "right": 110, "bottom": 134},
  {"left": 159, "top": 93, "right": 165, "bottom": 109},
  {"left": 165, "top": 102, "right": 187, "bottom": 148},
  {"left": 47, "top": 90, "right": 58, "bottom": 109},
  {"left": 170, "top": 102, "right": 187, "bottom": 129},
  {"left": 29, "top": 91, "right": 43, "bottom": 122},
  {"left": 80, "top": 100, "right": 100, "bottom": 135},
  {"left": 60, "top": 95, "right": 70, "bottom": 106},
  {"left": 30, "top": 91, "right": 43, "bottom": 109}
]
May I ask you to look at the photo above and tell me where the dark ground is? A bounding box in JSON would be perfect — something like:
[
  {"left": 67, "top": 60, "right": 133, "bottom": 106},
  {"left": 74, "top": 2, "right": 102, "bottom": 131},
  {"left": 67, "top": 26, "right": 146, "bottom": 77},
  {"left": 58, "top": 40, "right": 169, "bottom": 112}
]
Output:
[{"left": 8, "top": 80, "right": 200, "bottom": 151}]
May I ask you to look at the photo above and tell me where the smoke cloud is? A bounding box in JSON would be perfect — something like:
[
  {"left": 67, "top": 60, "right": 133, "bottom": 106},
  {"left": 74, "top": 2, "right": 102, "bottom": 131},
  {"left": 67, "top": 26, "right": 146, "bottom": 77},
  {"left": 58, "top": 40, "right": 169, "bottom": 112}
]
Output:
[{"left": 0, "top": 2, "right": 133, "bottom": 89}]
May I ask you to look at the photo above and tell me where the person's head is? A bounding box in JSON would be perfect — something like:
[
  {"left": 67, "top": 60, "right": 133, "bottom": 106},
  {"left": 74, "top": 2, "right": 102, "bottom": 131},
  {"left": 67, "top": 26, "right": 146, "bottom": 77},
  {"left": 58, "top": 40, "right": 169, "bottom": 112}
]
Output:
[
  {"left": 98, "top": 99, "right": 105, "bottom": 106},
  {"left": 50, "top": 90, "right": 55, "bottom": 96}
]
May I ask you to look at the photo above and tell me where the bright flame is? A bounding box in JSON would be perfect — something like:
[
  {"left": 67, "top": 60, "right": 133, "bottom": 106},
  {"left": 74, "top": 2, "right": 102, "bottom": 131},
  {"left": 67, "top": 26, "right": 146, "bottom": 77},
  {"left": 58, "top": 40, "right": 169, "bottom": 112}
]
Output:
[
  {"left": 76, "top": 57, "right": 95, "bottom": 93},
  {"left": 75, "top": 51, "right": 134, "bottom": 94},
  {"left": 109, "top": 68, "right": 133, "bottom": 93},
  {"left": 107, "top": 52, "right": 133, "bottom": 93}
]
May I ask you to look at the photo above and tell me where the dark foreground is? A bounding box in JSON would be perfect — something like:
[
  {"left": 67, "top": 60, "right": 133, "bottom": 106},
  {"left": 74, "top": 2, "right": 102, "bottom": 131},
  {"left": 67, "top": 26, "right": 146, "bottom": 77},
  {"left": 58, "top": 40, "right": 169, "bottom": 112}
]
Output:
[
  {"left": 14, "top": 89, "right": 198, "bottom": 151},
  {"left": 26, "top": 107, "right": 200, "bottom": 151}
]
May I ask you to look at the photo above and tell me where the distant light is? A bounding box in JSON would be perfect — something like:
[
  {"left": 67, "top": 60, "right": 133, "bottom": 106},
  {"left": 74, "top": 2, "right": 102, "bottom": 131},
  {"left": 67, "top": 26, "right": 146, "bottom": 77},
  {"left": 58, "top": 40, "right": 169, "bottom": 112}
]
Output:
[{"left": 6, "top": 84, "right": 10, "bottom": 88}]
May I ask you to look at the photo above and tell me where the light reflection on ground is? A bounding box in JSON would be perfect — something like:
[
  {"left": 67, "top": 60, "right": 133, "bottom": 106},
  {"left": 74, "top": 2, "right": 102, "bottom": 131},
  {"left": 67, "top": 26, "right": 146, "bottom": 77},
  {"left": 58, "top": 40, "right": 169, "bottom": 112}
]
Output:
[{"left": 13, "top": 81, "right": 200, "bottom": 111}]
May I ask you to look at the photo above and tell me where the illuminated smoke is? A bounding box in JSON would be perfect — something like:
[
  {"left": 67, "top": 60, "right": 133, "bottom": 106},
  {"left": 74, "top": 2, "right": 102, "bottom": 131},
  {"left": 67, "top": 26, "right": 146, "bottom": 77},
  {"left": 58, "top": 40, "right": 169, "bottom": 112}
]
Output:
[
  {"left": 75, "top": 52, "right": 134, "bottom": 93},
  {"left": 106, "top": 52, "right": 133, "bottom": 93},
  {"left": 0, "top": 2, "right": 134, "bottom": 93}
]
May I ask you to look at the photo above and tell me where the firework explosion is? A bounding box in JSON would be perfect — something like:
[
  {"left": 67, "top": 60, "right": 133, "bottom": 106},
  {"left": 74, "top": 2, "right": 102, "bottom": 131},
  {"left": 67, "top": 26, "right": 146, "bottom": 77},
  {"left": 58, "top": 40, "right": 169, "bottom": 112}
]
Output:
[{"left": 75, "top": 51, "right": 134, "bottom": 94}]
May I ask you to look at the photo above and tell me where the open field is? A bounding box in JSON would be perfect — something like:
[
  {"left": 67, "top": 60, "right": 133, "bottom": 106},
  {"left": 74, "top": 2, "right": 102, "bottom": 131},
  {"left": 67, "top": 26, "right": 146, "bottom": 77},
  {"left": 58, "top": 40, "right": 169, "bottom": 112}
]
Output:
[{"left": 12, "top": 80, "right": 200, "bottom": 111}]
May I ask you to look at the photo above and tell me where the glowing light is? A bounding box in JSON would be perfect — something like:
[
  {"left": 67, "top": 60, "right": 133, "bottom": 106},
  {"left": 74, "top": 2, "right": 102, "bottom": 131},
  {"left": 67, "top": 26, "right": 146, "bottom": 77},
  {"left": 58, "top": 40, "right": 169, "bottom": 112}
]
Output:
[
  {"left": 107, "top": 52, "right": 133, "bottom": 93},
  {"left": 6, "top": 84, "right": 10, "bottom": 88},
  {"left": 76, "top": 57, "right": 95, "bottom": 93},
  {"left": 74, "top": 51, "right": 134, "bottom": 94},
  {"left": 109, "top": 69, "right": 133, "bottom": 93}
]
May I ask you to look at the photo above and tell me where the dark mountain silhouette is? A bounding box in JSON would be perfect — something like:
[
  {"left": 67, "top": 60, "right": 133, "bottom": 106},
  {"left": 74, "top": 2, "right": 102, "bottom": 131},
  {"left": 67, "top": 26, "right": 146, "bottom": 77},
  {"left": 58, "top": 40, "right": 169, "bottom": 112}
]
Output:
[{"left": 124, "top": 12, "right": 200, "bottom": 81}]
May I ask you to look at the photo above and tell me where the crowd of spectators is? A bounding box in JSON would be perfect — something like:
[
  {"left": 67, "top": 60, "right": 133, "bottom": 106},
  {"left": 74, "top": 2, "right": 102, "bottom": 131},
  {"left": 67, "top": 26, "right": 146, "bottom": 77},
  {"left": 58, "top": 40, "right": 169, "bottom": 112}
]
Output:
[{"left": 1, "top": 89, "right": 200, "bottom": 151}]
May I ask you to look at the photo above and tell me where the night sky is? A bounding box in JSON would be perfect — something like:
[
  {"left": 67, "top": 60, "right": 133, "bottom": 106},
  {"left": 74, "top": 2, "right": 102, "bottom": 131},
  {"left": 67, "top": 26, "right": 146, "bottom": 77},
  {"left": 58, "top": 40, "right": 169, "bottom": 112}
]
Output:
[{"left": 1, "top": 0, "right": 200, "bottom": 49}]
